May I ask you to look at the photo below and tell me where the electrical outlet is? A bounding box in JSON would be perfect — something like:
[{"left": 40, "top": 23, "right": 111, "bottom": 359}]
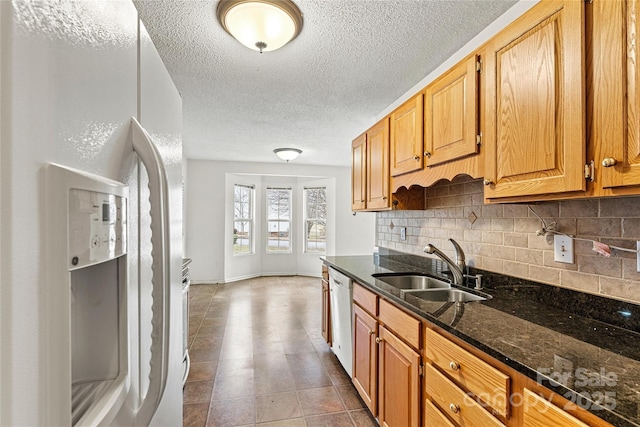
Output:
[
  {"left": 400, "top": 227, "right": 406, "bottom": 241},
  {"left": 554, "top": 235, "right": 574, "bottom": 264}
]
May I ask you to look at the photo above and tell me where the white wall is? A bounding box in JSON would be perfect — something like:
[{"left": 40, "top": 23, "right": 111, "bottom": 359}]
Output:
[{"left": 186, "top": 159, "right": 376, "bottom": 283}]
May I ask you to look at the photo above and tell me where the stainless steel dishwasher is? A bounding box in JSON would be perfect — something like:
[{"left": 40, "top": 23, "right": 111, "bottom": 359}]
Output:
[{"left": 328, "top": 267, "right": 353, "bottom": 377}]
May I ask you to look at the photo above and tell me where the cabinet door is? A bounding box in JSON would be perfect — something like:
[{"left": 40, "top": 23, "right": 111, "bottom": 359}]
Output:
[
  {"left": 378, "top": 326, "right": 420, "bottom": 427},
  {"left": 391, "top": 94, "right": 424, "bottom": 176},
  {"left": 321, "top": 279, "right": 331, "bottom": 345},
  {"left": 484, "top": 0, "right": 586, "bottom": 199},
  {"left": 599, "top": 0, "right": 640, "bottom": 188},
  {"left": 523, "top": 389, "right": 589, "bottom": 427},
  {"left": 352, "top": 303, "right": 378, "bottom": 415},
  {"left": 367, "top": 118, "right": 391, "bottom": 210},
  {"left": 425, "top": 55, "right": 479, "bottom": 167},
  {"left": 351, "top": 133, "right": 366, "bottom": 210}
]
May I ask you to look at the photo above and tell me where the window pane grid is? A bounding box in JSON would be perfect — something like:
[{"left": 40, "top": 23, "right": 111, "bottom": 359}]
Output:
[
  {"left": 304, "top": 187, "right": 326, "bottom": 254},
  {"left": 267, "top": 188, "right": 291, "bottom": 253},
  {"left": 234, "top": 185, "right": 253, "bottom": 255}
]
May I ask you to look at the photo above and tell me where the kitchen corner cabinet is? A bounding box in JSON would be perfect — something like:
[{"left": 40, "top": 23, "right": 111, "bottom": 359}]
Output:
[
  {"left": 351, "top": 118, "right": 391, "bottom": 211},
  {"left": 425, "top": 54, "right": 480, "bottom": 167},
  {"left": 321, "top": 266, "right": 331, "bottom": 345},
  {"left": 483, "top": 0, "right": 586, "bottom": 200},
  {"left": 352, "top": 283, "right": 421, "bottom": 427},
  {"left": 391, "top": 94, "right": 424, "bottom": 176}
]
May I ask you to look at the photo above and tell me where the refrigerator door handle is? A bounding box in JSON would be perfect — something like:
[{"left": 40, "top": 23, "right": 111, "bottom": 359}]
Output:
[{"left": 130, "top": 117, "right": 171, "bottom": 426}]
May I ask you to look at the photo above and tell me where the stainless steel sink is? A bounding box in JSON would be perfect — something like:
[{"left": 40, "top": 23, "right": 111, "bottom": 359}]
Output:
[
  {"left": 373, "top": 274, "right": 451, "bottom": 290},
  {"left": 402, "top": 288, "right": 488, "bottom": 302}
]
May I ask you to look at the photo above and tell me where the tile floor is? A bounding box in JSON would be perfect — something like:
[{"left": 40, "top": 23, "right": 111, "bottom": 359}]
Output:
[{"left": 183, "top": 276, "right": 378, "bottom": 427}]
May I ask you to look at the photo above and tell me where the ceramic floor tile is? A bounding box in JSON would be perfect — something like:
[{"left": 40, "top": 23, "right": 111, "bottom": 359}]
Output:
[
  {"left": 255, "top": 392, "right": 303, "bottom": 423},
  {"left": 304, "top": 412, "right": 355, "bottom": 427},
  {"left": 291, "top": 368, "right": 333, "bottom": 390},
  {"left": 348, "top": 409, "right": 377, "bottom": 427},
  {"left": 190, "top": 346, "right": 222, "bottom": 363},
  {"left": 335, "top": 385, "right": 364, "bottom": 410},
  {"left": 189, "top": 361, "right": 218, "bottom": 382},
  {"left": 184, "top": 402, "right": 210, "bottom": 427},
  {"left": 255, "top": 418, "right": 306, "bottom": 427},
  {"left": 285, "top": 352, "right": 323, "bottom": 371},
  {"left": 212, "top": 373, "right": 255, "bottom": 400},
  {"left": 297, "top": 387, "right": 345, "bottom": 416},
  {"left": 216, "top": 357, "right": 254, "bottom": 378},
  {"left": 184, "top": 380, "right": 214, "bottom": 404},
  {"left": 253, "top": 353, "right": 290, "bottom": 373},
  {"left": 254, "top": 370, "right": 296, "bottom": 395},
  {"left": 207, "top": 397, "right": 256, "bottom": 427}
]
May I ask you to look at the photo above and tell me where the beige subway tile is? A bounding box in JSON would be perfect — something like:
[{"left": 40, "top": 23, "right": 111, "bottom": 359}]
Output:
[
  {"left": 471, "top": 193, "right": 484, "bottom": 205},
  {"left": 472, "top": 218, "right": 492, "bottom": 231},
  {"left": 464, "top": 229, "right": 483, "bottom": 243},
  {"left": 467, "top": 255, "right": 482, "bottom": 269},
  {"left": 600, "top": 196, "right": 640, "bottom": 218},
  {"left": 515, "top": 248, "right": 543, "bottom": 265},
  {"left": 447, "top": 207, "right": 464, "bottom": 218},
  {"left": 528, "top": 202, "right": 559, "bottom": 218},
  {"left": 515, "top": 217, "right": 545, "bottom": 234},
  {"left": 435, "top": 186, "right": 450, "bottom": 197},
  {"left": 504, "top": 232, "right": 528, "bottom": 248},
  {"left": 577, "top": 218, "right": 621, "bottom": 238},
  {"left": 487, "top": 245, "right": 515, "bottom": 261},
  {"left": 622, "top": 218, "right": 640, "bottom": 239},
  {"left": 600, "top": 238, "right": 637, "bottom": 259},
  {"left": 482, "top": 231, "right": 504, "bottom": 245},
  {"left": 434, "top": 208, "right": 448, "bottom": 218},
  {"left": 529, "top": 266, "right": 560, "bottom": 285},
  {"left": 424, "top": 187, "right": 437, "bottom": 198},
  {"left": 554, "top": 218, "right": 577, "bottom": 236},
  {"left": 599, "top": 276, "right": 640, "bottom": 304},
  {"left": 574, "top": 239, "right": 593, "bottom": 255},
  {"left": 503, "top": 261, "right": 529, "bottom": 278},
  {"left": 622, "top": 258, "right": 640, "bottom": 280},
  {"left": 481, "top": 256, "right": 503, "bottom": 273},
  {"left": 426, "top": 197, "right": 443, "bottom": 208},
  {"left": 560, "top": 199, "right": 598, "bottom": 218},
  {"left": 503, "top": 205, "right": 529, "bottom": 218},
  {"left": 455, "top": 218, "right": 473, "bottom": 230},
  {"left": 482, "top": 204, "right": 504, "bottom": 218},
  {"left": 441, "top": 218, "right": 456, "bottom": 229},
  {"left": 491, "top": 218, "right": 514, "bottom": 232},
  {"left": 543, "top": 251, "right": 578, "bottom": 271},
  {"left": 449, "top": 182, "right": 466, "bottom": 196},
  {"left": 528, "top": 234, "right": 553, "bottom": 250},
  {"left": 428, "top": 218, "right": 442, "bottom": 228},
  {"left": 560, "top": 270, "right": 600, "bottom": 293},
  {"left": 578, "top": 254, "right": 622, "bottom": 277},
  {"left": 464, "top": 180, "right": 484, "bottom": 195}
]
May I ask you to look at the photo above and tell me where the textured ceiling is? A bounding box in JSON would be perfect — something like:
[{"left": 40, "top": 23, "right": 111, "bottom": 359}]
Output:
[{"left": 134, "top": 0, "right": 518, "bottom": 167}]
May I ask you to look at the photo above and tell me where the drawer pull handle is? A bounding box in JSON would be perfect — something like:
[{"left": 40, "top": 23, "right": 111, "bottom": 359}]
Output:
[
  {"left": 449, "top": 361, "right": 460, "bottom": 371},
  {"left": 449, "top": 403, "right": 460, "bottom": 414}
]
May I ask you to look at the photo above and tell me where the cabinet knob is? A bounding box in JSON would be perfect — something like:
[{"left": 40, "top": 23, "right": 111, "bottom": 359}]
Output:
[
  {"left": 483, "top": 179, "right": 493, "bottom": 186},
  {"left": 369, "top": 330, "right": 375, "bottom": 336},
  {"left": 449, "top": 403, "right": 460, "bottom": 414},
  {"left": 382, "top": 196, "right": 387, "bottom": 200},
  {"left": 424, "top": 151, "right": 432, "bottom": 158},
  {"left": 449, "top": 361, "right": 460, "bottom": 371},
  {"left": 413, "top": 155, "right": 420, "bottom": 161},
  {"left": 602, "top": 157, "right": 617, "bottom": 167},
  {"left": 375, "top": 337, "right": 382, "bottom": 344},
  {"left": 361, "top": 199, "right": 365, "bottom": 202}
]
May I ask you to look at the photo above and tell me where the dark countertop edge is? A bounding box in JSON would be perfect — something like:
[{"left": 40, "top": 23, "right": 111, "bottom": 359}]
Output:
[{"left": 321, "top": 256, "right": 638, "bottom": 427}]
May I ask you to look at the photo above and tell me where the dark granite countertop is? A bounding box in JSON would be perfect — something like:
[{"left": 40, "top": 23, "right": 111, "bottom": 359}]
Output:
[{"left": 322, "top": 254, "right": 640, "bottom": 427}]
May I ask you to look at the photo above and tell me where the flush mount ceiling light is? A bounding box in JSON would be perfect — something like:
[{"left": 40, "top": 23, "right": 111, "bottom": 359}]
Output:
[
  {"left": 216, "top": 0, "right": 303, "bottom": 53},
  {"left": 273, "top": 148, "right": 302, "bottom": 162}
]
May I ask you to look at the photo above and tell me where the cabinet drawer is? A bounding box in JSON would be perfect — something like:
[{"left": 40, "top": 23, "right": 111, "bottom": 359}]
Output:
[
  {"left": 378, "top": 298, "right": 420, "bottom": 349},
  {"left": 424, "top": 363, "right": 505, "bottom": 427},
  {"left": 353, "top": 282, "right": 377, "bottom": 315},
  {"left": 523, "top": 389, "right": 589, "bottom": 427},
  {"left": 425, "top": 399, "right": 456, "bottom": 427},
  {"left": 425, "top": 328, "right": 509, "bottom": 418}
]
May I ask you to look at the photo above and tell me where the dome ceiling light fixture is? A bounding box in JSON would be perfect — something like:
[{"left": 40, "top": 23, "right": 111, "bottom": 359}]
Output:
[
  {"left": 216, "top": 0, "right": 304, "bottom": 53},
  {"left": 273, "top": 148, "right": 302, "bottom": 162}
]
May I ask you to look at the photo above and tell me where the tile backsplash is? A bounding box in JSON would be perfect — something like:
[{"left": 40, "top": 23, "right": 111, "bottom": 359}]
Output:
[{"left": 377, "top": 177, "right": 640, "bottom": 304}]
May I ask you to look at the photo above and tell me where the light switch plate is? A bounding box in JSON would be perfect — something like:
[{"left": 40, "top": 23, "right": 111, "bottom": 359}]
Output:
[
  {"left": 400, "top": 227, "right": 406, "bottom": 241},
  {"left": 554, "top": 235, "right": 574, "bottom": 264}
]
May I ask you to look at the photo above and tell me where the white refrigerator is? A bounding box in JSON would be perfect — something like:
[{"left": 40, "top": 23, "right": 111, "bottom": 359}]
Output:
[{"left": 0, "top": 1, "right": 184, "bottom": 426}]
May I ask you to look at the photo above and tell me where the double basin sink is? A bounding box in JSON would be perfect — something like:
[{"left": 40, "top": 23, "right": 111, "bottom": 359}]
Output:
[{"left": 372, "top": 273, "right": 490, "bottom": 303}]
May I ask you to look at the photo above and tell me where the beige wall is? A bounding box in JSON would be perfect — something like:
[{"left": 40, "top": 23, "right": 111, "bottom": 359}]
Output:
[{"left": 377, "top": 177, "right": 640, "bottom": 304}]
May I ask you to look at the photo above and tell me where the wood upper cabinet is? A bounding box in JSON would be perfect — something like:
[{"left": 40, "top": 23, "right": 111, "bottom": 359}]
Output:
[
  {"left": 351, "top": 133, "right": 366, "bottom": 210},
  {"left": 424, "top": 54, "right": 480, "bottom": 167},
  {"left": 367, "top": 119, "right": 391, "bottom": 210},
  {"left": 595, "top": 0, "right": 640, "bottom": 190},
  {"left": 351, "top": 119, "right": 391, "bottom": 211},
  {"left": 391, "top": 94, "right": 424, "bottom": 176},
  {"left": 483, "top": 0, "right": 586, "bottom": 200}
]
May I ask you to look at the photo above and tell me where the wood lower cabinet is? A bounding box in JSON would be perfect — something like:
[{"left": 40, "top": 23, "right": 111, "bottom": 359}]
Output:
[
  {"left": 523, "top": 389, "right": 589, "bottom": 427},
  {"left": 351, "top": 283, "right": 421, "bottom": 427},
  {"left": 378, "top": 325, "right": 421, "bottom": 427},
  {"left": 391, "top": 94, "right": 424, "bottom": 176},
  {"left": 321, "top": 278, "right": 331, "bottom": 346},
  {"left": 483, "top": 0, "right": 586, "bottom": 200}
]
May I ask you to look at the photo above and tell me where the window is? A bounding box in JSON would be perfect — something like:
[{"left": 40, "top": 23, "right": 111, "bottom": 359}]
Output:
[
  {"left": 304, "top": 186, "right": 326, "bottom": 253},
  {"left": 266, "top": 187, "right": 291, "bottom": 253},
  {"left": 233, "top": 184, "right": 254, "bottom": 254}
]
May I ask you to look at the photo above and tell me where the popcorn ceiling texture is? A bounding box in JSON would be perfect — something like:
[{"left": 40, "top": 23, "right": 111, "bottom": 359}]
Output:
[
  {"left": 134, "top": 0, "right": 516, "bottom": 166},
  {"left": 377, "top": 176, "right": 640, "bottom": 304}
]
